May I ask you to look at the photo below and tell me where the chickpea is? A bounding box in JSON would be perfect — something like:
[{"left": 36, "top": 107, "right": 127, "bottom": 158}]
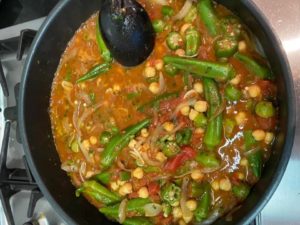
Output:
[
  {"left": 89, "top": 136, "right": 97, "bottom": 145},
  {"left": 191, "top": 169, "right": 204, "bottom": 180},
  {"left": 132, "top": 167, "right": 144, "bottom": 179},
  {"left": 82, "top": 139, "right": 90, "bottom": 149},
  {"left": 247, "top": 85, "right": 261, "bottom": 98},
  {"left": 175, "top": 49, "right": 185, "bottom": 57},
  {"left": 173, "top": 207, "right": 183, "bottom": 219},
  {"left": 180, "top": 105, "right": 190, "bottom": 116},
  {"left": 118, "top": 183, "right": 133, "bottom": 196},
  {"left": 163, "top": 122, "right": 175, "bottom": 132},
  {"left": 110, "top": 182, "right": 119, "bottom": 191},
  {"left": 252, "top": 129, "right": 266, "bottom": 141},
  {"left": 265, "top": 132, "right": 274, "bottom": 144},
  {"left": 219, "top": 178, "right": 232, "bottom": 191},
  {"left": 235, "top": 112, "right": 247, "bottom": 125},
  {"left": 138, "top": 187, "right": 149, "bottom": 198},
  {"left": 128, "top": 139, "right": 137, "bottom": 150},
  {"left": 240, "top": 158, "right": 248, "bottom": 167},
  {"left": 141, "top": 128, "right": 149, "bottom": 138},
  {"left": 149, "top": 82, "right": 160, "bottom": 94},
  {"left": 211, "top": 180, "right": 220, "bottom": 191},
  {"left": 238, "top": 40, "right": 247, "bottom": 52},
  {"left": 143, "top": 66, "right": 156, "bottom": 78},
  {"left": 154, "top": 59, "right": 164, "bottom": 70},
  {"left": 156, "top": 152, "right": 167, "bottom": 162},
  {"left": 186, "top": 200, "right": 197, "bottom": 211},
  {"left": 193, "top": 82, "right": 203, "bottom": 94},
  {"left": 194, "top": 100, "right": 208, "bottom": 113},
  {"left": 195, "top": 128, "right": 205, "bottom": 134},
  {"left": 230, "top": 74, "right": 242, "bottom": 85},
  {"left": 189, "top": 109, "right": 199, "bottom": 121}
]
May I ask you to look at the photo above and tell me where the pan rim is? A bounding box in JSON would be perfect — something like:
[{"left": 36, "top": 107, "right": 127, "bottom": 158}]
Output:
[{"left": 18, "top": 0, "right": 296, "bottom": 225}]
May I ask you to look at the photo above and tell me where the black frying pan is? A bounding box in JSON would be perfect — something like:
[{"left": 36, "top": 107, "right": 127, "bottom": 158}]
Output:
[{"left": 19, "top": 0, "right": 296, "bottom": 224}]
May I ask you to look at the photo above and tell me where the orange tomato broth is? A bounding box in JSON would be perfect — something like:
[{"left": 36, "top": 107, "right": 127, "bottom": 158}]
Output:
[{"left": 50, "top": 0, "right": 278, "bottom": 224}]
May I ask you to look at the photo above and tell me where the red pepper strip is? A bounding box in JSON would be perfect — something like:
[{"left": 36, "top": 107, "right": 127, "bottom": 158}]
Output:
[
  {"left": 148, "top": 182, "right": 160, "bottom": 196},
  {"left": 164, "top": 146, "right": 197, "bottom": 172}
]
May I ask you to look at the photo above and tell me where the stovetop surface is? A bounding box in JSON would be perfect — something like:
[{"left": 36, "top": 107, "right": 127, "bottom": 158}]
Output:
[{"left": 0, "top": 0, "right": 299, "bottom": 224}]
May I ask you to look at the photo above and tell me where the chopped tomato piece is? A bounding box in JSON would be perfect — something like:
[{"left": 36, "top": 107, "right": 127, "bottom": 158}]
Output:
[
  {"left": 257, "top": 80, "right": 277, "bottom": 98},
  {"left": 148, "top": 182, "right": 160, "bottom": 195},
  {"left": 164, "top": 146, "right": 197, "bottom": 172},
  {"left": 256, "top": 116, "right": 276, "bottom": 130}
]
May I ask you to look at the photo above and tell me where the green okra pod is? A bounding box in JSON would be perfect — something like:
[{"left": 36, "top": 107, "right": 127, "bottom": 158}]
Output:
[
  {"left": 76, "top": 63, "right": 110, "bottom": 83},
  {"left": 232, "top": 183, "right": 250, "bottom": 200},
  {"left": 220, "top": 16, "right": 243, "bottom": 39},
  {"left": 99, "top": 198, "right": 151, "bottom": 218},
  {"left": 94, "top": 171, "right": 112, "bottom": 185},
  {"left": 152, "top": 19, "right": 165, "bottom": 33},
  {"left": 203, "top": 78, "right": 223, "bottom": 148},
  {"left": 96, "top": 19, "right": 112, "bottom": 62},
  {"left": 138, "top": 92, "right": 179, "bottom": 112},
  {"left": 225, "top": 84, "right": 242, "bottom": 101},
  {"left": 76, "top": 180, "right": 121, "bottom": 205},
  {"left": 243, "top": 130, "right": 257, "bottom": 151},
  {"left": 196, "top": 152, "right": 220, "bottom": 168},
  {"left": 100, "top": 119, "right": 151, "bottom": 169},
  {"left": 214, "top": 37, "right": 238, "bottom": 58},
  {"left": 185, "top": 27, "right": 201, "bottom": 56},
  {"left": 166, "top": 32, "right": 183, "bottom": 50},
  {"left": 175, "top": 128, "right": 193, "bottom": 146},
  {"left": 162, "top": 142, "right": 180, "bottom": 158},
  {"left": 197, "top": 0, "right": 219, "bottom": 37},
  {"left": 161, "top": 183, "right": 181, "bottom": 206},
  {"left": 255, "top": 101, "right": 275, "bottom": 118},
  {"left": 234, "top": 52, "right": 273, "bottom": 79},
  {"left": 123, "top": 217, "right": 153, "bottom": 225},
  {"left": 194, "top": 182, "right": 211, "bottom": 222},
  {"left": 163, "top": 56, "right": 235, "bottom": 82},
  {"left": 247, "top": 150, "right": 263, "bottom": 178}
]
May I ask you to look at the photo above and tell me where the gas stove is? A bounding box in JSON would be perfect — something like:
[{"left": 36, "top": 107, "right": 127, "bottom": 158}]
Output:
[{"left": 0, "top": 0, "right": 299, "bottom": 225}]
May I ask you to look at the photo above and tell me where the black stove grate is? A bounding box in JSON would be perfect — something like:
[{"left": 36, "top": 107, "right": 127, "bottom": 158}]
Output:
[{"left": 0, "top": 29, "right": 43, "bottom": 225}]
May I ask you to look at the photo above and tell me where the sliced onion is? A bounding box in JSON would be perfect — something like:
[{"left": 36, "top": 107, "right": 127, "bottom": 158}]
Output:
[
  {"left": 149, "top": 125, "right": 163, "bottom": 150},
  {"left": 183, "top": 90, "right": 198, "bottom": 99},
  {"left": 62, "top": 117, "right": 71, "bottom": 133},
  {"left": 174, "top": 171, "right": 192, "bottom": 179},
  {"left": 173, "top": 0, "right": 193, "bottom": 21},
  {"left": 78, "top": 140, "right": 94, "bottom": 163},
  {"left": 118, "top": 199, "right": 128, "bottom": 223},
  {"left": 180, "top": 177, "right": 193, "bottom": 223},
  {"left": 158, "top": 72, "right": 166, "bottom": 94},
  {"left": 172, "top": 98, "right": 197, "bottom": 117},
  {"left": 144, "top": 203, "right": 162, "bottom": 217},
  {"left": 141, "top": 152, "right": 162, "bottom": 167},
  {"left": 78, "top": 91, "right": 92, "bottom": 105},
  {"left": 151, "top": 174, "right": 171, "bottom": 181},
  {"left": 79, "top": 161, "right": 87, "bottom": 182},
  {"left": 170, "top": 122, "right": 185, "bottom": 134},
  {"left": 61, "top": 161, "right": 78, "bottom": 172},
  {"left": 117, "top": 159, "right": 132, "bottom": 172},
  {"left": 73, "top": 101, "right": 82, "bottom": 138},
  {"left": 129, "top": 148, "right": 145, "bottom": 167},
  {"left": 151, "top": 0, "right": 168, "bottom": 5},
  {"left": 243, "top": 147, "right": 260, "bottom": 157},
  {"left": 201, "top": 165, "right": 222, "bottom": 174}
]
